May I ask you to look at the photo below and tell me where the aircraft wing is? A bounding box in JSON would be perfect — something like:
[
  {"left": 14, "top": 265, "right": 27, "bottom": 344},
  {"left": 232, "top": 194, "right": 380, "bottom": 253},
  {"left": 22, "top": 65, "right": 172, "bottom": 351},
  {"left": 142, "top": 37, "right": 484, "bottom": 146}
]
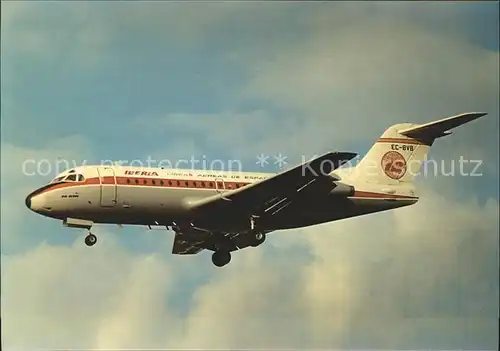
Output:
[{"left": 187, "top": 151, "right": 357, "bottom": 217}]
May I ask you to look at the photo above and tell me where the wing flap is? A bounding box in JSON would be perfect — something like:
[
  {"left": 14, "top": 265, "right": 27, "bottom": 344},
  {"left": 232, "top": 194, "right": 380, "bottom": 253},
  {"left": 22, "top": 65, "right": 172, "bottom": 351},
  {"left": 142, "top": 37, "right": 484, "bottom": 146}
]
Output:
[
  {"left": 172, "top": 235, "right": 205, "bottom": 254},
  {"left": 172, "top": 229, "right": 212, "bottom": 254}
]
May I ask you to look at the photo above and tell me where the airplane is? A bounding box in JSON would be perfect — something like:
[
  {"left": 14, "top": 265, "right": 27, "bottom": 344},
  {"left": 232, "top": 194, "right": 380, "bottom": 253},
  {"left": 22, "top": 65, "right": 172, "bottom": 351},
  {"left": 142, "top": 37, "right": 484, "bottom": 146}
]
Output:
[{"left": 25, "top": 112, "right": 486, "bottom": 267}]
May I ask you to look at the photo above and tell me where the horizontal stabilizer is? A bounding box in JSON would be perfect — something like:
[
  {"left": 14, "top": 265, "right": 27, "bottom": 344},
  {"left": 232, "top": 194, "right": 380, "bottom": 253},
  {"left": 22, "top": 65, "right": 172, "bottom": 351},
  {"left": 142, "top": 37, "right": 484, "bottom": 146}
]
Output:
[{"left": 399, "top": 112, "right": 487, "bottom": 140}]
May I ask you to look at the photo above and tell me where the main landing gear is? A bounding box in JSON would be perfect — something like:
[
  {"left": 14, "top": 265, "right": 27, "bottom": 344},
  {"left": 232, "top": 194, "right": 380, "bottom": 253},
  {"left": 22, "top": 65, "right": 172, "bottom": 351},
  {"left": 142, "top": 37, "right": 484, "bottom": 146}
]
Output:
[
  {"left": 251, "top": 232, "right": 266, "bottom": 247},
  {"left": 212, "top": 251, "right": 231, "bottom": 267},
  {"left": 84, "top": 232, "right": 97, "bottom": 247},
  {"left": 211, "top": 231, "right": 266, "bottom": 267}
]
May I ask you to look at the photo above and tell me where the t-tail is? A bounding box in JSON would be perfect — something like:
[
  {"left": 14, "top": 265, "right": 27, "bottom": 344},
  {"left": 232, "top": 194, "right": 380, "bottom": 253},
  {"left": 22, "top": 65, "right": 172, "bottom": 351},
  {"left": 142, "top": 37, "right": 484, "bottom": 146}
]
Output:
[{"left": 347, "top": 112, "right": 487, "bottom": 188}]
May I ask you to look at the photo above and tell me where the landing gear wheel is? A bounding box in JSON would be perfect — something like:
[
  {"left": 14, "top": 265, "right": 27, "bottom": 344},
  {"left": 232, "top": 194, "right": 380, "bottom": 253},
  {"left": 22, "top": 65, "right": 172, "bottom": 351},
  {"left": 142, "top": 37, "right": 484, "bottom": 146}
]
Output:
[
  {"left": 212, "top": 251, "right": 231, "bottom": 267},
  {"left": 251, "top": 232, "right": 266, "bottom": 247},
  {"left": 85, "top": 233, "right": 97, "bottom": 247}
]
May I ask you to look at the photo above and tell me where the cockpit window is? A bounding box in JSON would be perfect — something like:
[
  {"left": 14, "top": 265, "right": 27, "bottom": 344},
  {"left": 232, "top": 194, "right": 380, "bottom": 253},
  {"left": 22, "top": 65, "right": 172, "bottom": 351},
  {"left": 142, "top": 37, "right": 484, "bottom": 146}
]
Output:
[
  {"left": 51, "top": 176, "right": 65, "bottom": 183},
  {"left": 65, "top": 174, "right": 77, "bottom": 181},
  {"left": 50, "top": 173, "right": 84, "bottom": 183}
]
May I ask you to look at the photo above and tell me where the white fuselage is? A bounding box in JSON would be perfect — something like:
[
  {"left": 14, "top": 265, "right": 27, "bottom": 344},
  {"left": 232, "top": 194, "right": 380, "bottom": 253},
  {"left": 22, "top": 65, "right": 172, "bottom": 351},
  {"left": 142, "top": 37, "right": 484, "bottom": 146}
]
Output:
[{"left": 25, "top": 165, "right": 418, "bottom": 232}]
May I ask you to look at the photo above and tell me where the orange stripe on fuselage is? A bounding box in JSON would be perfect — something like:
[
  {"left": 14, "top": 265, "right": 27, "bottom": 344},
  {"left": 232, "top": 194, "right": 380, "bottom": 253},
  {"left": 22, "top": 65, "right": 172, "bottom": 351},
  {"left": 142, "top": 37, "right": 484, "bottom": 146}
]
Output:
[
  {"left": 38, "top": 177, "right": 418, "bottom": 201},
  {"left": 38, "top": 177, "right": 100, "bottom": 194},
  {"left": 38, "top": 176, "right": 251, "bottom": 195}
]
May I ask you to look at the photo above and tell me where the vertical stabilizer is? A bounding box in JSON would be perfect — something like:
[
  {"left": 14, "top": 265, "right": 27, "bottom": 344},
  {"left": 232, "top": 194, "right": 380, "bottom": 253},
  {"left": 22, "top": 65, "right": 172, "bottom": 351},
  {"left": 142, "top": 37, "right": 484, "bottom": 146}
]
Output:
[{"left": 348, "top": 112, "right": 487, "bottom": 186}]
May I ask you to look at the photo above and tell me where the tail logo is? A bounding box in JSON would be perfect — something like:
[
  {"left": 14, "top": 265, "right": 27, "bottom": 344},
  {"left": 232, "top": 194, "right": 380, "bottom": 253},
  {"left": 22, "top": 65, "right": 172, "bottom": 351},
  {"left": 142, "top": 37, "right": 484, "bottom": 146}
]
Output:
[{"left": 381, "top": 151, "right": 407, "bottom": 180}]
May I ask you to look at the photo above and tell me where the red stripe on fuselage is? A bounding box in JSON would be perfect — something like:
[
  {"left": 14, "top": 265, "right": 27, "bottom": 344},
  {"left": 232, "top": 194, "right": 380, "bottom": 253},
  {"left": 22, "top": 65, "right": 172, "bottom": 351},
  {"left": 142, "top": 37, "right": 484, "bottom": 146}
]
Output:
[{"left": 38, "top": 177, "right": 418, "bottom": 200}]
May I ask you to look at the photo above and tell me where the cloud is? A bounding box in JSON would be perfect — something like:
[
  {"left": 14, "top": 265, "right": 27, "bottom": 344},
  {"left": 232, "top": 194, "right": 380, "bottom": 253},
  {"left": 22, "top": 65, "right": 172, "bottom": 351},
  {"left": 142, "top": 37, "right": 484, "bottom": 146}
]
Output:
[
  {"left": 1, "top": 237, "right": 174, "bottom": 350},
  {"left": 129, "top": 5, "right": 498, "bottom": 177},
  {"left": 0, "top": 1, "right": 272, "bottom": 69},
  {"left": 2, "top": 185, "right": 498, "bottom": 349},
  {"left": 1, "top": 2, "right": 112, "bottom": 68},
  {"left": 133, "top": 110, "right": 289, "bottom": 162},
  {"left": 238, "top": 7, "right": 499, "bottom": 157}
]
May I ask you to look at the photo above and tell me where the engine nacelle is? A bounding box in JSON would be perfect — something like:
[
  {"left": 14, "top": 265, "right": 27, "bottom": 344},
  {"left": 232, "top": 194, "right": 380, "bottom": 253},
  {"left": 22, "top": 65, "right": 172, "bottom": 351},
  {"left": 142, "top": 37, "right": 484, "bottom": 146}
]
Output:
[{"left": 329, "top": 181, "right": 355, "bottom": 197}]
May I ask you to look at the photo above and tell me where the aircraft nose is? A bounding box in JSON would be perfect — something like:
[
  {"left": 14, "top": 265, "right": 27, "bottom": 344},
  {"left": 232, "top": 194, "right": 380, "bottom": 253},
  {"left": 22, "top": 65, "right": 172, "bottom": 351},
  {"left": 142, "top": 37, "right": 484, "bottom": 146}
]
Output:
[{"left": 25, "top": 194, "right": 45, "bottom": 212}]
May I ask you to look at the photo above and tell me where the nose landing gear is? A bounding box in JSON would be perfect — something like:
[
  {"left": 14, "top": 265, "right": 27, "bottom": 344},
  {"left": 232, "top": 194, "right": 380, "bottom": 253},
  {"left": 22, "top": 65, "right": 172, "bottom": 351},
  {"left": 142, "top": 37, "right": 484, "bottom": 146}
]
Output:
[
  {"left": 63, "top": 218, "right": 97, "bottom": 247},
  {"left": 84, "top": 233, "right": 97, "bottom": 247}
]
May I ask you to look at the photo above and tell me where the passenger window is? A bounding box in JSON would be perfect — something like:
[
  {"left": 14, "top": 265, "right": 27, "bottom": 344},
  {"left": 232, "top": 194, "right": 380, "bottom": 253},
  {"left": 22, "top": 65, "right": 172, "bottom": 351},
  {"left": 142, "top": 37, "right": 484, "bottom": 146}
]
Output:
[
  {"left": 135, "top": 179, "right": 139, "bottom": 184},
  {"left": 160, "top": 180, "right": 164, "bottom": 186},
  {"left": 152, "top": 180, "right": 156, "bottom": 185},
  {"left": 126, "top": 178, "right": 130, "bottom": 184}
]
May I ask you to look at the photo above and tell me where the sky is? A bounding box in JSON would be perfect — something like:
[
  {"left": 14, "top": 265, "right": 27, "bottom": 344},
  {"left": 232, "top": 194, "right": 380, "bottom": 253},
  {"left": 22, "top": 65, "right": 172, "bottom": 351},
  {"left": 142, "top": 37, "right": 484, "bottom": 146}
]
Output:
[{"left": 1, "top": 1, "right": 499, "bottom": 350}]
